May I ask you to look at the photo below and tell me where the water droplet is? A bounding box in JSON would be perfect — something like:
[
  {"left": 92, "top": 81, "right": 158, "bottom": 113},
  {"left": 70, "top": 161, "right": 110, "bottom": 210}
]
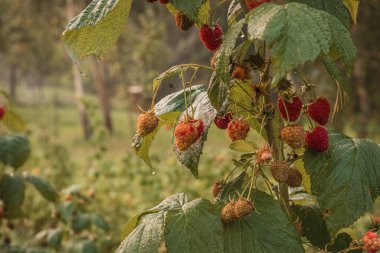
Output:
[
  {"left": 240, "top": 34, "right": 245, "bottom": 38},
  {"left": 151, "top": 171, "right": 157, "bottom": 175}
]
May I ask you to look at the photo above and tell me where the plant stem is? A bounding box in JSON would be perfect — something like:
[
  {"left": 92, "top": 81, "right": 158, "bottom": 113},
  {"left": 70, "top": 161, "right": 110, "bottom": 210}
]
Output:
[{"left": 237, "top": 0, "right": 249, "bottom": 14}]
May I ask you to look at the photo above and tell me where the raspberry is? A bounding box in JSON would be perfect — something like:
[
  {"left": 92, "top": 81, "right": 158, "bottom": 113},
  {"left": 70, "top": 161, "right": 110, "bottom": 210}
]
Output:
[
  {"left": 245, "top": 0, "right": 270, "bottom": 10},
  {"left": 285, "top": 168, "right": 302, "bottom": 188},
  {"left": 227, "top": 118, "right": 250, "bottom": 141},
  {"left": 221, "top": 202, "right": 237, "bottom": 223},
  {"left": 363, "top": 231, "right": 380, "bottom": 253},
  {"left": 199, "top": 24, "right": 223, "bottom": 51},
  {"left": 270, "top": 161, "right": 290, "bottom": 183},
  {"left": 234, "top": 198, "right": 254, "bottom": 219},
  {"left": 307, "top": 97, "right": 331, "bottom": 125},
  {"left": 232, "top": 66, "right": 247, "bottom": 80},
  {"left": 214, "top": 112, "right": 233, "bottom": 129},
  {"left": 212, "top": 180, "right": 222, "bottom": 198},
  {"left": 160, "top": 0, "right": 169, "bottom": 3},
  {"left": 136, "top": 111, "right": 159, "bottom": 136},
  {"left": 305, "top": 126, "right": 329, "bottom": 153},
  {"left": 280, "top": 125, "right": 305, "bottom": 149},
  {"left": 174, "top": 119, "right": 204, "bottom": 151},
  {"left": 256, "top": 145, "right": 273, "bottom": 164},
  {"left": 278, "top": 96, "right": 303, "bottom": 122},
  {"left": 0, "top": 106, "right": 5, "bottom": 119},
  {"left": 175, "top": 12, "right": 194, "bottom": 31}
]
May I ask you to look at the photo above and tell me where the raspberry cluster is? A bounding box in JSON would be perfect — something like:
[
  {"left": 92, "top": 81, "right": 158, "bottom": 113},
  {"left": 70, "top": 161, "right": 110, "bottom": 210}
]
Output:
[
  {"left": 245, "top": 0, "right": 271, "bottom": 10},
  {"left": 270, "top": 161, "right": 302, "bottom": 187},
  {"left": 221, "top": 198, "right": 254, "bottom": 223},
  {"left": 174, "top": 118, "right": 204, "bottom": 151},
  {"left": 363, "top": 231, "right": 380, "bottom": 253},
  {"left": 198, "top": 24, "right": 223, "bottom": 51}
]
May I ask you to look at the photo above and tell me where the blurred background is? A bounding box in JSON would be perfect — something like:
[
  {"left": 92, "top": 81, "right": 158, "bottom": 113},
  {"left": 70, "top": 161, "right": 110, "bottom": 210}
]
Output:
[{"left": 0, "top": 0, "right": 379, "bottom": 251}]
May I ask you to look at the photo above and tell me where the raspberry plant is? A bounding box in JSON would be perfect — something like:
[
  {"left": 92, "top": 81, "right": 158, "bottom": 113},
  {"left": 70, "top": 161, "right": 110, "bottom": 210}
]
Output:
[{"left": 62, "top": 0, "right": 380, "bottom": 252}]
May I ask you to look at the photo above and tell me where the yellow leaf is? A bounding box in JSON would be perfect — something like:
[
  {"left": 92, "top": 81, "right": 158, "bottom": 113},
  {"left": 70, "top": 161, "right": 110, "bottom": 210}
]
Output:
[{"left": 344, "top": 0, "right": 360, "bottom": 24}]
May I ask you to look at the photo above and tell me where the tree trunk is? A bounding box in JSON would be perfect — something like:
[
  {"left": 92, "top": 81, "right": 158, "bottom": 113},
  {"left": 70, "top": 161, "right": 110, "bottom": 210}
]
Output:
[
  {"left": 353, "top": 58, "right": 370, "bottom": 138},
  {"left": 9, "top": 63, "right": 17, "bottom": 102},
  {"left": 66, "top": 0, "right": 92, "bottom": 139},
  {"left": 91, "top": 58, "right": 113, "bottom": 133}
]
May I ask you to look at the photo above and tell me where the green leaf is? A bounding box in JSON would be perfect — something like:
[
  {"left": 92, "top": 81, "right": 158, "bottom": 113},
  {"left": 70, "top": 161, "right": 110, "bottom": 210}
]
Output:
[
  {"left": 291, "top": 205, "right": 330, "bottom": 249},
  {"left": 91, "top": 213, "right": 110, "bottom": 232},
  {"left": 327, "top": 232, "right": 361, "bottom": 253},
  {"left": 74, "top": 239, "right": 98, "bottom": 253},
  {"left": 23, "top": 173, "right": 58, "bottom": 202},
  {"left": 217, "top": 172, "right": 246, "bottom": 202},
  {"left": 61, "top": 0, "right": 133, "bottom": 61},
  {"left": 152, "top": 64, "right": 197, "bottom": 92},
  {"left": 227, "top": 0, "right": 242, "bottom": 26},
  {"left": 72, "top": 213, "right": 92, "bottom": 232},
  {"left": 321, "top": 55, "right": 349, "bottom": 93},
  {"left": 170, "top": 0, "right": 208, "bottom": 24},
  {"left": 47, "top": 228, "right": 64, "bottom": 249},
  {"left": 247, "top": 2, "right": 356, "bottom": 85},
  {"left": 216, "top": 19, "right": 245, "bottom": 83},
  {"left": 2, "top": 110, "right": 26, "bottom": 133},
  {"left": 207, "top": 72, "right": 229, "bottom": 112},
  {"left": 0, "top": 135, "right": 31, "bottom": 169},
  {"left": 287, "top": 0, "right": 351, "bottom": 28},
  {"left": 303, "top": 132, "right": 380, "bottom": 236},
  {"left": 117, "top": 193, "right": 188, "bottom": 253},
  {"left": 172, "top": 86, "right": 217, "bottom": 178},
  {"left": 165, "top": 198, "right": 223, "bottom": 253},
  {"left": 224, "top": 191, "right": 303, "bottom": 253},
  {"left": 0, "top": 173, "right": 25, "bottom": 216},
  {"left": 343, "top": 0, "right": 360, "bottom": 24},
  {"left": 229, "top": 140, "right": 257, "bottom": 152}
]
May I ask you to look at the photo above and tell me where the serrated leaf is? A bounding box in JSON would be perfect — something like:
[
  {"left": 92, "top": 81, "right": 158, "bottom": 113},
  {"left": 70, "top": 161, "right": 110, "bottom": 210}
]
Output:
[
  {"left": 0, "top": 135, "right": 31, "bottom": 169},
  {"left": 216, "top": 19, "right": 245, "bottom": 83},
  {"left": 294, "top": 157, "right": 311, "bottom": 194},
  {"left": 172, "top": 86, "right": 217, "bottom": 178},
  {"left": 287, "top": 0, "right": 351, "bottom": 28},
  {"left": 61, "top": 0, "right": 133, "bottom": 61},
  {"left": 291, "top": 205, "right": 330, "bottom": 249},
  {"left": 344, "top": 0, "right": 360, "bottom": 24},
  {"left": 229, "top": 140, "right": 257, "bottom": 152},
  {"left": 321, "top": 55, "right": 349, "bottom": 93},
  {"left": 117, "top": 193, "right": 188, "bottom": 253},
  {"left": 303, "top": 132, "right": 380, "bottom": 236},
  {"left": 207, "top": 72, "right": 229, "bottom": 112},
  {"left": 23, "top": 173, "right": 58, "bottom": 202},
  {"left": 2, "top": 110, "right": 26, "bottom": 133},
  {"left": 165, "top": 198, "right": 223, "bottom": 253},
  {"left": 247, "top": 2, "right": 356, "bottom": 85},
  {"left": 224, "top": 190, "right": 304, "bottom": 253},
  {"left": 327, "top": 232, "right": 361, "bottom": 253},
  {"left": 170, "top": 0, "right": 208, "bottom": 24},
  {"left": 0, "top": 173, "right": 25, "bottom": 216}
]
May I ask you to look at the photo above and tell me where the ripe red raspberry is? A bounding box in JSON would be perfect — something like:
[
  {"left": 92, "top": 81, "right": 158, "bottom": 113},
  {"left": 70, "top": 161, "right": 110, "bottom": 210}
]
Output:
[
  {"left": 174, "top": 119, "right": 204, "bottom": 151},
  {"left": 227, "top": 118, "right": 250, "bottom": 141},
  {"left": 221, "top": 201, "right": 237, "bottom": 223},
  {"left": 363, "top": 231, "right": 380, "bottom": 253},
  {"left": 280, "top": 125, "right": 305, "bottom": 150},
  {"left": 160, "top": 0, "right": 169, "bottom": 4},
  {"left": 234, "top": 198, "right": 254, "bottom": 219},
  {"left": 305, "top": 126, "right": 329, "bottom": 153},
  {"left": 307, "top": 97, "right": 331, "bottom": 125},
  {"left": 199, "top": 24, "right": 223, "bottom": 51},
  {"left": 0, "top": 106, "right": 6, "bottom": 119},
  {"left": 214, "top": 112, "right": 233, "bottom": 129},
  {"left": 136, "top": 111, "right": 159, "bottom": 136},
  {"left": 286, "top": 168, "right": 302, "bottom": 188},
  {"left": 270, "top": 161, "right": 290, "bottom": 183},
  {"left": 278, "top": 96, "right": 303, "bottom": 122},
  {"left": 175, "top": 12, "right": 194, "bottom": 31},
  {"left": 245, "top": 0, "right": 270, "bottom": 10},
  {"left": 232, "top": 66, "right": 247, "bottom": 80}
]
